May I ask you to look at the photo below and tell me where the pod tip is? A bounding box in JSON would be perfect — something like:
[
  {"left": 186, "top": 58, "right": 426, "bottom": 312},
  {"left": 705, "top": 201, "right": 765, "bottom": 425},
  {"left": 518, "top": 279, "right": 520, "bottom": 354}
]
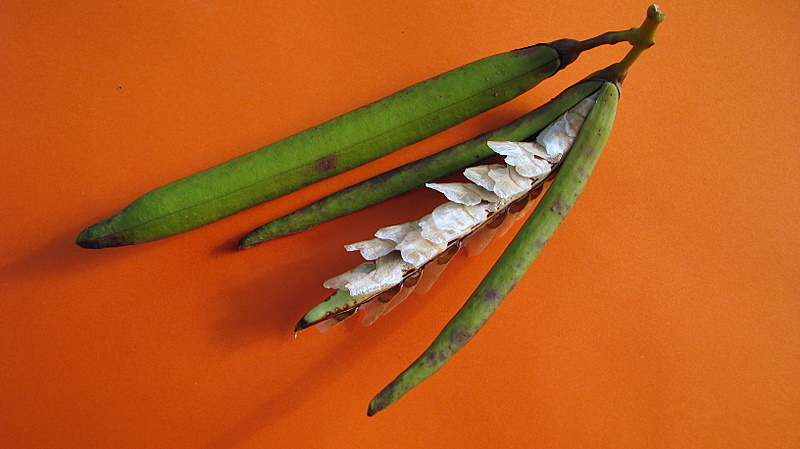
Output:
[
  {"left": 366, "top": 401, "right": 382, "bottom": 417},
  {"left": 237, "top": 231, "right": 264, "bottom": 249},
  {"left": 237, "top": 239, "right": 259, "bottom": 250},
  {"left": 294, "top": 319, "right": 312, "bottom": 333},
  {"left": 239, "top": 222, "right": 319, "bottom": 249},
  {"left": 75, "top": 217, "right": 134, "bottom": 249}
]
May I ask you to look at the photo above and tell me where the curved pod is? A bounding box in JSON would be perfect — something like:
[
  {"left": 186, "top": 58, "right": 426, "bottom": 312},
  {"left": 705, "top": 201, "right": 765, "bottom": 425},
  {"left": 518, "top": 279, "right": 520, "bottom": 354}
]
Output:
[{"left": 368, "top": 80, "right": 621, "bottom": 415}]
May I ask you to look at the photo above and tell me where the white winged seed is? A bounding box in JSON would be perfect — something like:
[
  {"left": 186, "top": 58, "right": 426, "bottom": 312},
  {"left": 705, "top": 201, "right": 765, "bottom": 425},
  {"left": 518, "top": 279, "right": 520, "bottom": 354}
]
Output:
[
  {"left": 487, "top": 165, "right": 533, "bottom": 199},
  {"left": 323, "top": 261, "right": 376, "bottom": 290},
  {"left": 419, "top": 203, "right": 488, "bottom": 245},
  {"left": 344, "top": 238, "right": 397, "bottom": 260},
  {"left": 463, "top": 164, "right": 501, "bottom": 192},
  {"left": 396, "top": 228, "right": 448, "bottom": 267},
  {"left": 344, "top": 252, "right": 413, "bottom": 298},
  {"left": 488, "top": 140, "right": 552, "bottom": 163},
  {"left": 424, "top": 182, "right": 499, "bottom": 206},
  {"left": 486, "top": 141, "right": 554, "bottom": 178},
  {"left": 374, "top": 221, "right": 417, "bottom": 243}
]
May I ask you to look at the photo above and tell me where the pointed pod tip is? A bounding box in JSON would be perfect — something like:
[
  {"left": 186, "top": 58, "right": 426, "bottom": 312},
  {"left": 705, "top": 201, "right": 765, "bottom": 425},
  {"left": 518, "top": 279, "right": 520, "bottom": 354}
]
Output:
[
  {"left": 366, "top": 401, "right": 382, "bottom": 417},
  {"left": 367, "top": 387, "right": 398, "bottom": 416},
  {"left": 75, "top": 223, "right": 134, "bottom": 249},
  {"left": 238, "top": 226, "right": 306, "bottom": 249},
  {"left": 75, "top": 231, "right": 96, "bottom": 249},
  {"left": 294, "top": 319, "right": 312, "bottom": 333},
  {"left": 74, "top": 212, "right": 141, "bottom": 249},
  {"left": 237, "top": 232, "right": 263, "bottom": 250},
  {"left": 237, "top": 241, "right": 257, "bottom": 250}
]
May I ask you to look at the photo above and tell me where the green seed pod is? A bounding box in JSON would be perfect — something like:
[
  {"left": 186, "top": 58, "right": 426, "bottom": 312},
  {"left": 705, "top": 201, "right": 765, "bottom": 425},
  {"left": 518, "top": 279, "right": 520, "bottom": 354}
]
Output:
[
  {"left": 238, "top": 80, "right": 604, "bottom": 249},
  {"left": 77, "top": 39, "right": 597, "bottom": 248},
  {"left": 367, "top": 80, "right": 621, "bottom": 416}
]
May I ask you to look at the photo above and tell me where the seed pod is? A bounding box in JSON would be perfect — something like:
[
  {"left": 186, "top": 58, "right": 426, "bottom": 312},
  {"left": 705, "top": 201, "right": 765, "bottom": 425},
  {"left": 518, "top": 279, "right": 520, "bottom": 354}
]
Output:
[
  {"left": 295, "top": 91, "right": 600, "bottom": 332},
  {"left": 367, "top": 80, "right": 621, "bottom": 415},
  {"left": 77, "top": 37, "right": 611, "bottom": 248},
  {"left": 238, "top": 80, "right": 604, "bottom": 248}
]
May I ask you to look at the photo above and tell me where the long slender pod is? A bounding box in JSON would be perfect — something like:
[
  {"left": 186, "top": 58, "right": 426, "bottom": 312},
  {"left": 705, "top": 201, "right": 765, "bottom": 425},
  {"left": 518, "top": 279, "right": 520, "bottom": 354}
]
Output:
[
  {"left": 77, "top": 30, "right": 635, "bottom": 249},
  {"left": 368, "top": 79, "right": 620, "bottom": 416},
  {"left": 239, "top": 80, "right": 603, "bottom": 248},
  {"left": 367, "top": 5, "right": 665, "bottom": 415}
]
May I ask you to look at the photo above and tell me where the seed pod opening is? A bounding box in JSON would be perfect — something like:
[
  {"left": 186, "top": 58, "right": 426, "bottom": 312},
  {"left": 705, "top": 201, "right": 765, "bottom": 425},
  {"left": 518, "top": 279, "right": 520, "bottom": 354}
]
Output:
[{"left": 297, "top": 92, "right": 599, "bottom": 331}]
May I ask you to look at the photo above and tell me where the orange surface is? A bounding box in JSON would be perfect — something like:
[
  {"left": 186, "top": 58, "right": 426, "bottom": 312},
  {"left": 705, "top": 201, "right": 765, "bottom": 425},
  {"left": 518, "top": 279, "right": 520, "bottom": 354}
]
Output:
[{"left": 2, "top": 1, "right": 798, "bottom": 448}]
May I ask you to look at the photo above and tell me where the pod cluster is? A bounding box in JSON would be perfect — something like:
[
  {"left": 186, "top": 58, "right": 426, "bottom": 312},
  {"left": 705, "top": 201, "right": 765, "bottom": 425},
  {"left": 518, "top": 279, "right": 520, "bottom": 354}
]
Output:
[{"left": 71, "top": 2, "right": 665, "bottom": 416}]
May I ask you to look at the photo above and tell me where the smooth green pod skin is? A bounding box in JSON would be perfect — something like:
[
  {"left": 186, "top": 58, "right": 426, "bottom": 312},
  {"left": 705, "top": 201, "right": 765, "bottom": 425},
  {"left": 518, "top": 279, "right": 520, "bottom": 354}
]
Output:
[
  {"left": 77, "top": 43, "right": 573, "bottom": 248},
  {"left": 239, "top": 80, "right": 604, "bottom": 249},
  {"left": 367, "top": 81, "right": 620, "bottom": 416}
]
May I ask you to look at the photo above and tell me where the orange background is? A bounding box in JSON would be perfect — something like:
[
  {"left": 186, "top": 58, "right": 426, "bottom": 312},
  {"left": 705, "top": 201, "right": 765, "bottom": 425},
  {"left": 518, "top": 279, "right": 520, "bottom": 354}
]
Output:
[{"left": 2, "top": 1, "right": 798, "bottom": 448}]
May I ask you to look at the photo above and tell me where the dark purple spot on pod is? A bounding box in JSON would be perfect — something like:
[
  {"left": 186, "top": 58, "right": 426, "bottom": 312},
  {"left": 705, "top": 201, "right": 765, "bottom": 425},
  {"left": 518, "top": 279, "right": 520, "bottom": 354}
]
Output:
[
  {"left": 425, "top": 351, "right": 447, "bottom": 366},
  {"left": 550, "top": 198, "right": 571, "bottom": 216},
  {"left": 315, "top": 155, "right": 337, "bottom": 172},
  {"left": 450, "top": 324, "right": 473, "bottom": 349},
  {"left": 484, "top": 288, "right": 501, "bottom": 304}
]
